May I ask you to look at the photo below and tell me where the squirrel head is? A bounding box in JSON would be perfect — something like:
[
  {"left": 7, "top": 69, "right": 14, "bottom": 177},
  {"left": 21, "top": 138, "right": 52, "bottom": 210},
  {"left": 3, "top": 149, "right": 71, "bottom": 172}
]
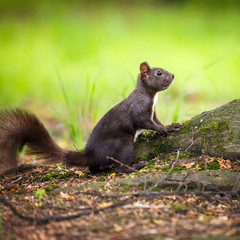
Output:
[{"left": 139, "top": 61, "right": 174, "bottom": 92}]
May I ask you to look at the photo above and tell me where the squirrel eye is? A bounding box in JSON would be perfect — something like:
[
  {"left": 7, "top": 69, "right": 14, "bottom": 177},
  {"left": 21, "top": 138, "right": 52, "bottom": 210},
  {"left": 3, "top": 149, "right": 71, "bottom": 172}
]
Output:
[{"left": 156, "top": 71, "right": 162, "bottom": 76}]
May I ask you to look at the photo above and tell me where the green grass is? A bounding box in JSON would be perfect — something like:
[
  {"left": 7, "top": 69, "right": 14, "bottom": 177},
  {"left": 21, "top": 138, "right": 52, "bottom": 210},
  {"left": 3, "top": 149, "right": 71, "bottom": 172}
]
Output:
[{"left": 0, "top": 2, "right": 239, "bottom": 147}]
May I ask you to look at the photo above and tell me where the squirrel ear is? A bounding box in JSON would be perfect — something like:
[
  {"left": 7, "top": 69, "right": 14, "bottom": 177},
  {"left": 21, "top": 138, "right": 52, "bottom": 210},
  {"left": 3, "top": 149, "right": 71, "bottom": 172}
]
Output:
[{"left": 140, "top": 61, "right": 151, "bottom": 74}]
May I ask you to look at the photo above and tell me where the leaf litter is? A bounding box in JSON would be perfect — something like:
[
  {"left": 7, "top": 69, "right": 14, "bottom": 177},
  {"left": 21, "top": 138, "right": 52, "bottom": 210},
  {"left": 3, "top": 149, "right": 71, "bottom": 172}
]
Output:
[{"left": 0, "top": 151, "right": 239, "bottom": 240}]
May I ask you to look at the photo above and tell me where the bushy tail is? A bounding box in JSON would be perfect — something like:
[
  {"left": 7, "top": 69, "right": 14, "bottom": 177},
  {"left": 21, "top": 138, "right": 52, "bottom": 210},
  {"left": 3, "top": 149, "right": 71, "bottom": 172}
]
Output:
[{"left": 0, "top": 108, "right": 88, "bottom": 172}]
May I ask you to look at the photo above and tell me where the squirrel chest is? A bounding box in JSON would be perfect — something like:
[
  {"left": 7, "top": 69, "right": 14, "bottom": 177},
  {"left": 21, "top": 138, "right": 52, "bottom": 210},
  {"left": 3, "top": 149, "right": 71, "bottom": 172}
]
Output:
[{"left": 134, "top": 92, "right": 158, "bottom": 142}]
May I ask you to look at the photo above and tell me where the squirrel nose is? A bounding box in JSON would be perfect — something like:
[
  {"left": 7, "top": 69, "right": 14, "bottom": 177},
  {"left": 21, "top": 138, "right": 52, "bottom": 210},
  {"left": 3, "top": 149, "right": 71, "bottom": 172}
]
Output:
[{"left": 171, "top": 74, "right": 174, "bottom": 79}]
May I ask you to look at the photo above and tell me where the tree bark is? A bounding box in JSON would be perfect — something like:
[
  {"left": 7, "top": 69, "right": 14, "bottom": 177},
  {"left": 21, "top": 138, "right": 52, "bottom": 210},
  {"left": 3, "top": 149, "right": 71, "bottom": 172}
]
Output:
[{"left": 134, "top": 99, "right": 240, "bottom": 161}]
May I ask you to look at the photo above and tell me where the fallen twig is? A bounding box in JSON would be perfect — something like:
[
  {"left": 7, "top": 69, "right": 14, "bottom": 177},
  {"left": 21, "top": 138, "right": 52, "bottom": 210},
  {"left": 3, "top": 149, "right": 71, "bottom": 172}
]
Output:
[
  {"left": 106, "top": 156, "right": 137, "bottom": 172},
  {"left": 0, "top": 195, "right": 135, "bottom": 225},
  {"left": 1, "top": 185, "right": 239, "bottom": 225}
]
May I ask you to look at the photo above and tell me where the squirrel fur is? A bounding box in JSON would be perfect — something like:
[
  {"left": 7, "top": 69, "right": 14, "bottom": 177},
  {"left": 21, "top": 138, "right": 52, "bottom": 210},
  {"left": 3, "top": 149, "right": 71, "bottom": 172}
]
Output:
[{"left": 0, "top": 61, "right": 180, "bottom": 173}]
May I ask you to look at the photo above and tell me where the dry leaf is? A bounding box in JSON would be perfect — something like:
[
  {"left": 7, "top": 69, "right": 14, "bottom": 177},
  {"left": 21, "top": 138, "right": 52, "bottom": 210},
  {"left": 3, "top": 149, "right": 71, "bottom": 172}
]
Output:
[{"left": 59, "top": 191, "right": 72, "bottom": 200}]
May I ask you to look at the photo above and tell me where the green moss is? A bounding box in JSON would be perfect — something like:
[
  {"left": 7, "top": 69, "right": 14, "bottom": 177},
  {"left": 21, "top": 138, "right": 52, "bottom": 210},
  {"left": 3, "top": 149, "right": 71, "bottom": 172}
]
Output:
[
  {"left": 163, "top": 155, "right": 171, "bottom": 162},
  {"left": 35, "top": 170, "right": 75, "bottom": 182},
  {"left": 121, "top": 184, "right": 133, "bottom": 193},
  {"left": 171, "top": 203, "right": 187, "bottom": 211},
  {"left": 207, "top": 160, "right": 220, "bottom": 170},
  {"left": 147, "top": 160, "right": 155, "bottom": 168},
  {"left": 42, "top": 183, "right": 59, "bottom": 191},
  {"left": 178, "top": 152, "right": 197, "bottom": 158},
  {"left": 198, "top": 119, "right": 233, "bottom": 154},
  {"left": 139, "top": 234, "right": 164, "bottom": 240},
  {"left": 91, "top": 227, "right": 102, "bottom": 232},
  {"left": 96, "top": 176, "right": 106, "bottom": 182},
  {"left": 137, "top": 130, "right": 160, "bottom": 142},
  {"left": 57, "top": 171, "right": 75, "bottom": 179},
  {"left": 17, "top": 188, "right": 23, "bottom": 195},
  {"left": 150, "top": 187, "right": 162, "bottom": 192},
  {"left": 181, "top": 119, "right": 191, "bottom": 132}
]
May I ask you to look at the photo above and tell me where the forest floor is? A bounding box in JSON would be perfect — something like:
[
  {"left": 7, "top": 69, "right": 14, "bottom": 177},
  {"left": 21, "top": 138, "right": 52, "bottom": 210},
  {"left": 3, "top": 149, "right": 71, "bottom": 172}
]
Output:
[{"left": 1, "top": 152, "right": 240, "bottom": 240}]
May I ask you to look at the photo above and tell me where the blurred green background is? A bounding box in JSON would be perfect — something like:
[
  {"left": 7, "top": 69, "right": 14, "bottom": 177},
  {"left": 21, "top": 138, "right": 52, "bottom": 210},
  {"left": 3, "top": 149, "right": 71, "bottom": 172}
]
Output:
[{"left": 0, "top": 0, "right": 239, "bottom": 147}]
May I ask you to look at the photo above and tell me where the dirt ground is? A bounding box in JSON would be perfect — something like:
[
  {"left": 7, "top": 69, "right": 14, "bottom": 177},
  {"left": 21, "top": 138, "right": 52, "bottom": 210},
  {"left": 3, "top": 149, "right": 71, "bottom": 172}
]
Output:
[{"left": 1, "top": 153, "right": 240, "bottom": 240}]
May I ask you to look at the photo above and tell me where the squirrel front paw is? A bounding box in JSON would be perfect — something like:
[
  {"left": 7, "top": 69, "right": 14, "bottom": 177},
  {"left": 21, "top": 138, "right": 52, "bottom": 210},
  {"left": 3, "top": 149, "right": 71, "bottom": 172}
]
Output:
[
  {"left": 158, "top": 126, "right": 168, "bottom": 136},
  {"left": 166, "top": 123, "right": 181, "bottom": 132}
]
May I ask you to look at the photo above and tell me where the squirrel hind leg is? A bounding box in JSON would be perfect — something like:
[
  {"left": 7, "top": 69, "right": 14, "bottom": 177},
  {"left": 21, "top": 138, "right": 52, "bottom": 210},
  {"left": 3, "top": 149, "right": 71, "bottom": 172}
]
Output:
[
  {"left": 89, "top": 165, "right": 101, "bottom": 174},
  {"left": 112, "top": 142, "right": 135, "bottom": 173}
]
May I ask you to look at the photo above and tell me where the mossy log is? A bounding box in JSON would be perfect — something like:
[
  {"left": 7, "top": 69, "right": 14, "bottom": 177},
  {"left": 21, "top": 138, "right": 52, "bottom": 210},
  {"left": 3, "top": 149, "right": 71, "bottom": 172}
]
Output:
[
  {"left": 134, "top": 99, "right": 240, "bottom": 161},
  {"left": 53, "top": 171, "right": 239, "bottom": 193}
]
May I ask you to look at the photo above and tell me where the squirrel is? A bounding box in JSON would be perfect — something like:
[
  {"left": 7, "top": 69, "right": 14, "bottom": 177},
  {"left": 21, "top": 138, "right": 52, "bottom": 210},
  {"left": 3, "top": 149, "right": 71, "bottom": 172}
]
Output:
[{"left": 0, "top": 61, "right": 180, "bottom": 174}]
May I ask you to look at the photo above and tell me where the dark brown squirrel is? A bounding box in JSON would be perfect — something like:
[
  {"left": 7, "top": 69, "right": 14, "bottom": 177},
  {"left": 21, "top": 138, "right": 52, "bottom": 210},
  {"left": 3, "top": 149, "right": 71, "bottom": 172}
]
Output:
[{"left": 0, "top": 61, "right": 180, "bottom": 174}]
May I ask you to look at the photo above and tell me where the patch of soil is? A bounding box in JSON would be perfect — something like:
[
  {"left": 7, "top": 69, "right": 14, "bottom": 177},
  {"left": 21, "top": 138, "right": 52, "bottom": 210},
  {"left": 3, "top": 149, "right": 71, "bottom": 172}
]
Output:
[{"left": 1, "top": 153, "right": 240, "bottom": 240}]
